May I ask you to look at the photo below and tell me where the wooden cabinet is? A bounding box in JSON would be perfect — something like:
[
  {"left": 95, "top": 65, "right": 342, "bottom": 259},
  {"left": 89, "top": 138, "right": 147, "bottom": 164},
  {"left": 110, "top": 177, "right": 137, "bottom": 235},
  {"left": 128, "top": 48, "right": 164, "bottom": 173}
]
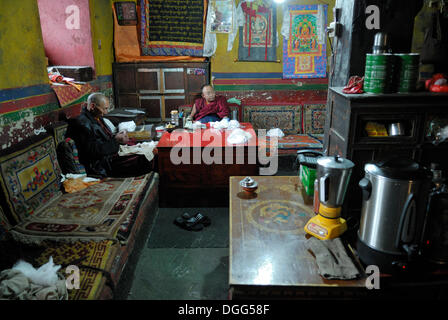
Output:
[
  {"left": 324, "top": 87, "right": 448, "bottom": 223},
  {"left": 113, "top": 61, "right": 210, "bottom": 121}
]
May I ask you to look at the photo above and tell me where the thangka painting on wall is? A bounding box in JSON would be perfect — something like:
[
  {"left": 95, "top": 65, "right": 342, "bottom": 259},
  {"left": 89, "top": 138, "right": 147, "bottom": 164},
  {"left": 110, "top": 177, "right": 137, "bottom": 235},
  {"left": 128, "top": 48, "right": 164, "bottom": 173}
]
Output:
[
  {"left": 282, "top": 4, "right": 327, "bottom": 78},
  {"left": 210, "top": 0, "right": 233, "bottom": 33},
  {"left": 238, "top": 0, "right": 277, "bottom": 62},
  {"left": 140, "top": 0, "right": 205, "bottom": 56}
]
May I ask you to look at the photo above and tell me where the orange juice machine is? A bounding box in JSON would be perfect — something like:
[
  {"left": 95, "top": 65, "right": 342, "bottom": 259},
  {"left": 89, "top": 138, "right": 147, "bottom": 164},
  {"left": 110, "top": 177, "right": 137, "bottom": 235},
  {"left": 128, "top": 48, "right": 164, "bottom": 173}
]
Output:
[{"left": 305, "top": 155, "right": 355, "bottom": 240}]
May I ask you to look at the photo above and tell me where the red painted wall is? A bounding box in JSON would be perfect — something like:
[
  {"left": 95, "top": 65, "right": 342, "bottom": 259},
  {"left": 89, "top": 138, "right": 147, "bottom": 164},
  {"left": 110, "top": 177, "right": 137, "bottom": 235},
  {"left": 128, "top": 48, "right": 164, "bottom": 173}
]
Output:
[{"left": 37, "top": 0, "right": 95, "bottom": 68}]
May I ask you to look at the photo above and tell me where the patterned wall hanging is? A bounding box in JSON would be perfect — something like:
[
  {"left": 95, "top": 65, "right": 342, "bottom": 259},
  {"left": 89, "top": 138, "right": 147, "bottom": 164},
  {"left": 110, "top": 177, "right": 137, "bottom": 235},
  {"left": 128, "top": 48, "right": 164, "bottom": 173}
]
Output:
[
  {"left": 140, "top": 0, "right": 205, "bottom": 56},
  {"left": 283, "top": 4, "right": 327, "bottom": 78},
  {"left": 238, "top": 0, "right": 277, "bottom": 62}
]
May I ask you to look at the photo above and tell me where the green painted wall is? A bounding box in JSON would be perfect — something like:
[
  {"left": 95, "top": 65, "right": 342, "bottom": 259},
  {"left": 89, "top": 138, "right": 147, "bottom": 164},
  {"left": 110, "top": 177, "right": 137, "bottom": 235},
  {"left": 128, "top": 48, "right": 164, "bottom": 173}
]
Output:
[
  {"left": 211, "top": 0, "right": 335, "bottom": 74},
  {"left": 0, "top": 0, "right": 48, "bottom": 90}
]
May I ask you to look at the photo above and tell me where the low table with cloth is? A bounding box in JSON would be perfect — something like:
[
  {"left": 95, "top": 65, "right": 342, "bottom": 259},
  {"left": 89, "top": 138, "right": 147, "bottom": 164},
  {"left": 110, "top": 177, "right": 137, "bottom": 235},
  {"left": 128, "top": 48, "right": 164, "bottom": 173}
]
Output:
[
  {"left": 229, "top": 176, "right": 366, "bottom": 299},
  {"left": 157, "top": 123, "right": 259, "bottom": 207},
  {"left": 0, "top": 122, "right": 159, "bottom": 299}
]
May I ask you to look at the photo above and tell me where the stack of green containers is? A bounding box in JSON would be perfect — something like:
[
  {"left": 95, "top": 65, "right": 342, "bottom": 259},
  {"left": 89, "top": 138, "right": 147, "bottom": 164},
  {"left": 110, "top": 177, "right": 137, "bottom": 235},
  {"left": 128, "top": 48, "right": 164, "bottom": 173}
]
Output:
[
  {"left": 395, "top": 53, "right": 420, "bottom": 93},
  {"left": 364, "top": 54, "right": 396, "bottom": 93},
  {"left": 363, "top": 53, "right": 420, "bottom": 94}
]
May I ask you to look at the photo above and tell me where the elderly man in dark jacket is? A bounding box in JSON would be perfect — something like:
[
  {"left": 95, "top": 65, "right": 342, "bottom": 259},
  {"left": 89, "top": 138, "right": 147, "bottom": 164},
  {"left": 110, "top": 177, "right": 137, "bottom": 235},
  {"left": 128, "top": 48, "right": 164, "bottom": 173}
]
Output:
[{"left": 66, "top": 93, "right": 155, "bottom": 177}]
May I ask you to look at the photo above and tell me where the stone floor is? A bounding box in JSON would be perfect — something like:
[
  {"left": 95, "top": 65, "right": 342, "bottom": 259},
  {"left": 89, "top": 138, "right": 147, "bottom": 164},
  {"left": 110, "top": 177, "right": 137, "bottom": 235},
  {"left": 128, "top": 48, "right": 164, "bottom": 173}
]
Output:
[{"left": 127, "top": 155, "right": 298, "bottom": 300}]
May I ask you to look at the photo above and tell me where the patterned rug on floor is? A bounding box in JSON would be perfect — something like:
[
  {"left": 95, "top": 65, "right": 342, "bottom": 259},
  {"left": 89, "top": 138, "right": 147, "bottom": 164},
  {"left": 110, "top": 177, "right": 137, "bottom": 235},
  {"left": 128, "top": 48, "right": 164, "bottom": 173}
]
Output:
[{"left": 10, "top": 174, "right": 154, "bottom": 245}]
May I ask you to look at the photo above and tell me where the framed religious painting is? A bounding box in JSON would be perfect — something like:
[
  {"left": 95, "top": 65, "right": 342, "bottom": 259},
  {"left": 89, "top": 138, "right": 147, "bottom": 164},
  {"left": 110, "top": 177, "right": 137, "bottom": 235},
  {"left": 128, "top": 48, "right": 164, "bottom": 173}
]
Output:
[
  {"left": 238, "top": 0, "right": 277, "bottom": 62},
  {"left": 283, "top": 4, "right": 327, "bottom": 78},
  {"left": 210, "top": 0, "right": 233, "bottom": 33}
]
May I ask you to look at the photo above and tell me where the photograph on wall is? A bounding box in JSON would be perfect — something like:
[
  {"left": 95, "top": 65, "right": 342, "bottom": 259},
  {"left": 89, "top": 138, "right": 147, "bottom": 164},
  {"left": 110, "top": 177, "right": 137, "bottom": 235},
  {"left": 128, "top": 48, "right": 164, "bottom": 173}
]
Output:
[
  {"left": 238, "top": 0, "right": 277, "bottom": 62},
  {"left": 210, "top": 0, "right": 233, "bottom": 33},
  {"left": 283, "top": 4, "right": 327, "bottom": 78}
]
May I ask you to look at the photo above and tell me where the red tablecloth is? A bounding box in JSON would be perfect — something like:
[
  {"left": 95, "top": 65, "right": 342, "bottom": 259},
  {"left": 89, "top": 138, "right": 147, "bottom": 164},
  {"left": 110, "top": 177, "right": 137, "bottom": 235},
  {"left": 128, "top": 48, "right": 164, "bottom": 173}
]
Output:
[{"left": 157, "top": 123, "right": 258, "bottom": 148}]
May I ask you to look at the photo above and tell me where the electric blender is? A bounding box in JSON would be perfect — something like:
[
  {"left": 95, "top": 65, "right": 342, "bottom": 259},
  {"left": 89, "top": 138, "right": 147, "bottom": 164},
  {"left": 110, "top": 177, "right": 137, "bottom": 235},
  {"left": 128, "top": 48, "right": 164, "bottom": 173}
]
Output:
[{"left": 304, "top": 155, "right": 355, "bottom": 240}]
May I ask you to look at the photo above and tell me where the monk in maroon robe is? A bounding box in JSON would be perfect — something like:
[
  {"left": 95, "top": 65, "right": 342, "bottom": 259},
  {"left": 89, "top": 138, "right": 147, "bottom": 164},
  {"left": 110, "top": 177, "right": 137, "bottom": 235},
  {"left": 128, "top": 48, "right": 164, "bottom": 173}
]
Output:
[
  {"left": 189, "top": 85, "right": 230, "bottom": 123},
  {"left": 66, "top": 93, "right": 156, "bottom": 177}
]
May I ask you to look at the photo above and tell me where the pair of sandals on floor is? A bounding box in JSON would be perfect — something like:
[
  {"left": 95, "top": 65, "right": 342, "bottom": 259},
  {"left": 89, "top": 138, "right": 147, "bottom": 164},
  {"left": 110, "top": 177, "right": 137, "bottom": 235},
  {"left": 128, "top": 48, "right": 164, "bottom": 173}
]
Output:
[{"left": 173, "top": 212, "right": 211, "bottom": 231}]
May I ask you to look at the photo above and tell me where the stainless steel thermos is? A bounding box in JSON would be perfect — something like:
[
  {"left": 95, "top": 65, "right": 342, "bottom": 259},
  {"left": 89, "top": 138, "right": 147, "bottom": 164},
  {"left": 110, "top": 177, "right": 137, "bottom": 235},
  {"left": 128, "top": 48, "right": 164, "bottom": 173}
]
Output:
[{"left": 357, "top": 158, "right": 432, "bottom": 271}]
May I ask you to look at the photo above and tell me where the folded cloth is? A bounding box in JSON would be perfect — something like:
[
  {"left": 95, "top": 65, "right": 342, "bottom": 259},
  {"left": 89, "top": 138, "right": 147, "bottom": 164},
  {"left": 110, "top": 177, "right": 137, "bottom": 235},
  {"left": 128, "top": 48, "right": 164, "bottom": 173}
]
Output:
[
  {"left": 305, "top": 237, "right": 361, "bottom": 280},
  {"left": 118, "top": 121, "right": 137, "bottom": 132},
  {"left": 227, "top": 97, "right": 241, "bottom": 105},
  {"left": 63, "top": 177, "right": 101, "bottom": 193},
  {"left": 0, "top": 269, "right": 67, "bottom": 300},
  {"left": 267, "top": 128, "right": 285, "bottom": 137},
  {"left": 342, "top": 76, "right": 364, "bottom": 94},
  {"left": 118, "top": 141, "right": 158, "bottom": 162},
  {"left": 210, "top": 117, "right": 233, "bottom": 130}
]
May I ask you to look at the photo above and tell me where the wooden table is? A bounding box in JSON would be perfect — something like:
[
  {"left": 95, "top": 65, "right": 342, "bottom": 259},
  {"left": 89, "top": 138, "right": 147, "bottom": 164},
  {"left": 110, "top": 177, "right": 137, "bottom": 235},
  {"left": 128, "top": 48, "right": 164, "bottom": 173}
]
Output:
[
  {"left": 229, "top": 176, "right": 367, "bottom": 299},
  {"left": 157, "top": 123, "right": 259, "bottom": 207}
]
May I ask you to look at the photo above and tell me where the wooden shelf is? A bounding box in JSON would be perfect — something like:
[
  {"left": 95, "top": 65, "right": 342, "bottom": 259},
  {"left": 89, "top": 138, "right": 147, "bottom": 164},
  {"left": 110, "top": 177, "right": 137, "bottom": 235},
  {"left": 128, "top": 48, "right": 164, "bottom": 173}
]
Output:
[{"left": 324, "top": 87, "right": 448, "bottom": 225}]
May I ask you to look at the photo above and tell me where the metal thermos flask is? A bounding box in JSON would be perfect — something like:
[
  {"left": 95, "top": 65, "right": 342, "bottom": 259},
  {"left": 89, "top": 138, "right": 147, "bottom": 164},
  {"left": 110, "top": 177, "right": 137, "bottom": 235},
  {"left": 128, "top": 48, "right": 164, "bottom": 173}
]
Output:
[
  {"left": 373, "top": 32, "right": 389, "bottom": 54},
  {"left": 232, "top": 109, "right": 238, "bottom": 121}
]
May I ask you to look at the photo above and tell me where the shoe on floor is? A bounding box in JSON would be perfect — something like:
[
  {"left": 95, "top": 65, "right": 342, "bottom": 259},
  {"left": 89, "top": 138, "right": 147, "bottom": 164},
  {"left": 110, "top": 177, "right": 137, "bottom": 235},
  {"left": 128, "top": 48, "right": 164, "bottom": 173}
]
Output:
[
  {"left": 173, "top": 216, "right": 204, "bottom": 231},
  {"left": 182, "top": 212, "right": 211, "bottom": 227}
]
